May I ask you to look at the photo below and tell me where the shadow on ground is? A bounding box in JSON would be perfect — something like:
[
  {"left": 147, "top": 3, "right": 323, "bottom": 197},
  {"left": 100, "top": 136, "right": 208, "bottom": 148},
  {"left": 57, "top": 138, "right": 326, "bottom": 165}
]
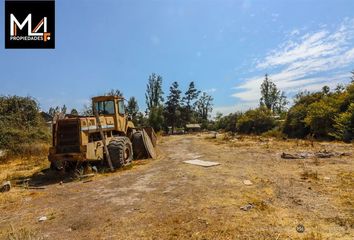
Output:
[{"left": 13, "top": 168, "right": 77, "bottom": 187}]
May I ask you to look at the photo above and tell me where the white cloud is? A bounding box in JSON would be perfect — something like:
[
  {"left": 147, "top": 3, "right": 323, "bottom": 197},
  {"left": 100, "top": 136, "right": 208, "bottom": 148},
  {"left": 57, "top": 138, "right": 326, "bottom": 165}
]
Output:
[
  {"left": 233, "top": 18, "right": 354, "bottom": 103},
  {"left": 203, "top": 88, "right": 217, "bottom": 93},
  {"left": 289, "top": 29, "right": 300, "bottom": 36},
  {"left": 212, "top": 101, "right": 257, "bottom": 117}
]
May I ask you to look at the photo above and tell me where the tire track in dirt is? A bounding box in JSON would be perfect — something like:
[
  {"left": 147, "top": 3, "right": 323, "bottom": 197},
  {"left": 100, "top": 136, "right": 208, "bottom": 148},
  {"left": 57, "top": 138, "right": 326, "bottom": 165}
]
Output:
[
  {"left": 0, "top": 136, "right": 199, "bottom": 239},
  {"left": 1, "top": 135, "right": 353, "bottom": 239}
]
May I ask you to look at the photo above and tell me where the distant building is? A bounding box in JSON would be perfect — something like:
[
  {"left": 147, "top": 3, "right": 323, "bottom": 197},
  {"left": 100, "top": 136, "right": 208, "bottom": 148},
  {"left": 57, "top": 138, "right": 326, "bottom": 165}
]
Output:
[{"left": 185, "top": 123, "right": 201, "bottom": 132}]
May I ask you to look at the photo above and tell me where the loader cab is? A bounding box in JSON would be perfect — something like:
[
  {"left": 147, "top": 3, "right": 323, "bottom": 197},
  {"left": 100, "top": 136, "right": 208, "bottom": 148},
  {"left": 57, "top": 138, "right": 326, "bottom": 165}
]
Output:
[
  {"left": 94, "top": 99, "right": 115, "bottom": 115},
  {"left": 92, "top": 96, "right": 127, "bottom": 132}
]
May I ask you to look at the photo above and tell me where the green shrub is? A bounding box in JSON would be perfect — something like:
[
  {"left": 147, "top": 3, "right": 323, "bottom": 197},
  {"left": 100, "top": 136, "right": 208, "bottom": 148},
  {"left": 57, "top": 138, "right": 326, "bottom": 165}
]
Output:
[
  {"left": 0, "top": 95, "right": 50, "bottom": 155},
  {"left": 148, "top": 106, "right": 164, "bottom": 131},
  {"left": 283, "top": 82, "right": 354, "bottom": 141},
  {"left": 214, "top": 112, "right": 240, "bottom": 132},
  {"left": 283, "top": 103, "right": 310, "bottom": 138},
  {"left": 304, "top": 100, "right": 337, "bottom": 139},
  {"left": 237, "top": 107, "right": 275, "bottom": 134},
  {"left": 330, "top": 103, "right": 354, "bottom": 142},
  {"left": 261, "top": 128, "right": 285, "bottom": 138}
]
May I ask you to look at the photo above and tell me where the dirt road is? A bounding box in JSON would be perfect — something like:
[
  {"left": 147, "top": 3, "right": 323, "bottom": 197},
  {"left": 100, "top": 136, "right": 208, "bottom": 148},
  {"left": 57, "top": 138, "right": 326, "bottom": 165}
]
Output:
[{"left": 0, "top": 135, "right": 353, "bottom": 239}]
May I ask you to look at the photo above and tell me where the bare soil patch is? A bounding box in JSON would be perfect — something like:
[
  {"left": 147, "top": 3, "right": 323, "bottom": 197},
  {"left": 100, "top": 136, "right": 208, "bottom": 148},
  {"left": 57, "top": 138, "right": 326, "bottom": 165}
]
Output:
[{"left": 0, "top": 134, "right": 353, "bottom": 239}]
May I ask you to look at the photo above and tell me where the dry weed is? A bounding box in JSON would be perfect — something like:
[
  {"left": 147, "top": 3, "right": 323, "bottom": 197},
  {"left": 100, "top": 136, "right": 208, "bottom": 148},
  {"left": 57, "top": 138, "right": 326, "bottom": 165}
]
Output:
[{"left": 4, "top": 225, "right": 43, "bottom": 240}]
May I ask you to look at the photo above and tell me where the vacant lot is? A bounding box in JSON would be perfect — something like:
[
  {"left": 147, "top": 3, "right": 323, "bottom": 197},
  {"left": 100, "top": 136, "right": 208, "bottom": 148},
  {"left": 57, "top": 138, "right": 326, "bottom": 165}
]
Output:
[{"left": 0, "top": 134, "right": 353, "bottom": 239}]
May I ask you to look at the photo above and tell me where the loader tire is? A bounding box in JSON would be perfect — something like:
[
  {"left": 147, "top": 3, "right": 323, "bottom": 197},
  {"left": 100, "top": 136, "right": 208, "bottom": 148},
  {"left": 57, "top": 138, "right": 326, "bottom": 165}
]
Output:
[{"left": 108, "top": 137, "right": 133, "bottom": 169}]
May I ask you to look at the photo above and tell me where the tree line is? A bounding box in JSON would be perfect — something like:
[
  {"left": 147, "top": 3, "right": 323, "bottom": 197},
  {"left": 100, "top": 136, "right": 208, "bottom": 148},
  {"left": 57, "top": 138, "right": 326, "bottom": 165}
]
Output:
[
  {"left": 135, "top": 73, "right": 214, "bottom": 132},
  {"left": 47, "top": 71, "right": 353, "bottom": 141},
  {"left": 1, "top": 71, "right": 352, "bottom": 157},
  {"left": 46, "top": 73, "right": 214, "bottom": 133},
  {"left": 213, "top": 71, "right": 354, "bottom": 142}
]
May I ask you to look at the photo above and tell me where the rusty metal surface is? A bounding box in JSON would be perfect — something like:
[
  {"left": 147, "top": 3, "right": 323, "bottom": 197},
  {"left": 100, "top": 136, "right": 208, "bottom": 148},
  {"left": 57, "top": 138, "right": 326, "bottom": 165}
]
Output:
[
  {"left": 143, "top": 127, "right": 157, "bottom": 147},
  {"left": 94, "top": 107, "right": 114, "bottom": 171},
  {"left": 48, "top": 95, "right": 157, "bottom": 169},
  {"left": 48, "top": 152, "right": 85, "bottom": 162}
]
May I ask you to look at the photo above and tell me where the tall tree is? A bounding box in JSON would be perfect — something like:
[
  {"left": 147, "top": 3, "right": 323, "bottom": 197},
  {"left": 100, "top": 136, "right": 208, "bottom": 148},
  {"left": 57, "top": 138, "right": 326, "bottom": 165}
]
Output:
[
  {"left": 182, "top": 81, "right": 200, "bottom": 123},
  {"left": 126, "top": 97, "right": 139, "bottom": 124},
  {"left": 322, "top": 85, "right": 330, "bottom": 95},
  {"left": 135, "top": 112, "right": 148, "bottom": 127},
  {"left": 351, "top": 70, "right": 354, "bottom": 83},
  {"left": 275, "top": 91, "right": 288, "bottom": 114},
  {"left": 165, "top": 82, "right": 182, "bottom": 133},
  {"left": 48, "top": 105, "right": 66, "bottom": 117},
  {"left": 81, "top": 104, "right": 93, "bottom": 116},
  {"left": 61, "top": 105, "right": 67, "bottom": 115},
  {"left": 260, "top": 74, "right": 287, "bottom": 114},
  {"left": 145, "top": 73, "right": 164, "bottom": 111},
  {"left": 196, "top": 92, "right": 213, "bottom": 120},
  {"left": 148, "top": 106, "right": 164, "bottom": 131},
  {"left": 335, "top": 84, "right": 345, "bottom": 93},
  {"left": 145, "top": 73, "right": 164, "bottom": 131},
  {"left": 48, "top": 107, "right": 56, "bottom": 117},
  {"left": 106, "top": 89, "right": 123, "bottom": 97},
  {"left": 260, "top": 74, "right": 279, "bottom": 111},
  {"left": 70, "top": 108, "right": 78, "bottom": 115}
]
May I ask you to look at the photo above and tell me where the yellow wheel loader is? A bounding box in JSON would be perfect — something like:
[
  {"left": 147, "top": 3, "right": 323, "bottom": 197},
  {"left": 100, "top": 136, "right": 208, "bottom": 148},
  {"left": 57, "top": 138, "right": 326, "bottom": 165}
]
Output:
[{"left": 48, "top": 95, "right": 156, "bottom": 171}]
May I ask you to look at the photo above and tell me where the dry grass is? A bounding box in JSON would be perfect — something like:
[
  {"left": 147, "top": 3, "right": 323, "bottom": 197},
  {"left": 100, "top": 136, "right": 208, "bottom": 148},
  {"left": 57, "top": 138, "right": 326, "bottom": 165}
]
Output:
[
  {"left": 0, "top": 144, "right": 49, "bottom": 206},
  {"left": 0, "top": 135, "right": 353, "bottom": 239},
  {"left": 2, "top": 225, "right": 43, "bottom": 240},
  {"left": 0, "top": 154, "right": 49, "bottom": 183},
  {"left": 200, "top": 133, "right": 354, "bottom": 239},
  {"left": 301, "top": 167, "right": 319, "bottom": 180}
]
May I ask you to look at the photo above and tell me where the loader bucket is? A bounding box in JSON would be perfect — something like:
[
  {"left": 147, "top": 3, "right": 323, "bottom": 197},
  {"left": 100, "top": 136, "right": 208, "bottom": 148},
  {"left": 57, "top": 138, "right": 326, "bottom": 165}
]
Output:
[
  {"left": 143, "top": 127, "right": 157, "bottom": 147},
  {"left": 132, "top": 129, "right": 156, "bottom": 159}
]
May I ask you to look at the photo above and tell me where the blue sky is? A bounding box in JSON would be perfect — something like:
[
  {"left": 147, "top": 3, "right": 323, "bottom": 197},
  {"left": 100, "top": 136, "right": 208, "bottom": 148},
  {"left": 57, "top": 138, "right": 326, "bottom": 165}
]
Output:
[{"left": 1, "top": 0, "right": 354, "bottom": 115}]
